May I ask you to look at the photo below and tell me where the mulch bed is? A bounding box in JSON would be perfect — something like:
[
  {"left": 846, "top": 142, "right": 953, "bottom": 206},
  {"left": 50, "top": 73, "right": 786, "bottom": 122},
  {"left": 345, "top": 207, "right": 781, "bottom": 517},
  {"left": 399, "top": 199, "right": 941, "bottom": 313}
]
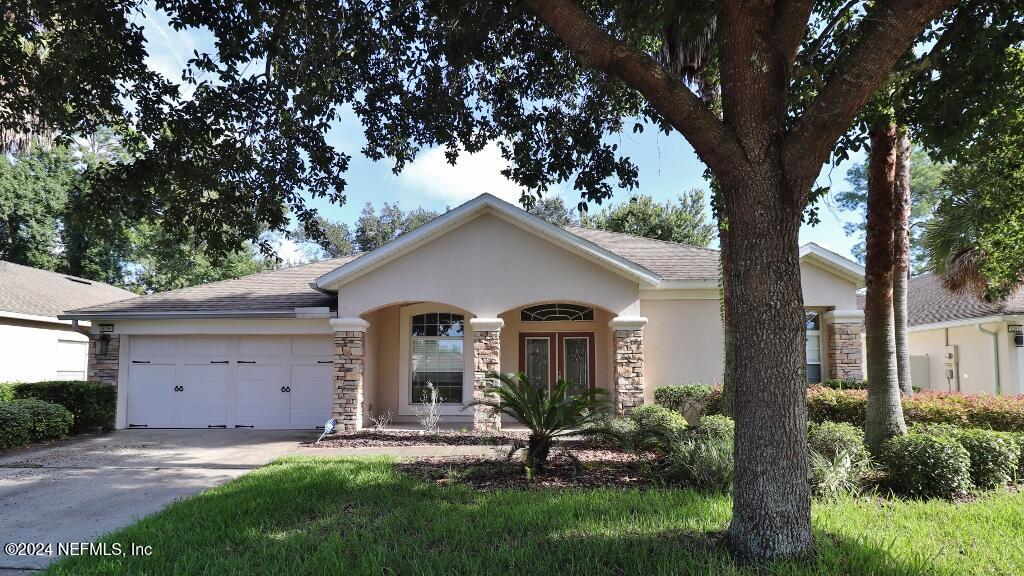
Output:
[
  {"left": 303, "top": 429, "right": 524, "bottom": 448},
  {"left": 395, "top": 449, "right": 657, "bottom": 490}
]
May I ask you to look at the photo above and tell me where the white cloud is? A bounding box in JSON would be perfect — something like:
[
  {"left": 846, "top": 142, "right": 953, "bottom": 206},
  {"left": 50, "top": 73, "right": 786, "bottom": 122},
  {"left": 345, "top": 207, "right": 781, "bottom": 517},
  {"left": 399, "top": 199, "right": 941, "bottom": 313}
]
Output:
[{"left": 397, "top": 142, "right": 526, "bottom": 206}]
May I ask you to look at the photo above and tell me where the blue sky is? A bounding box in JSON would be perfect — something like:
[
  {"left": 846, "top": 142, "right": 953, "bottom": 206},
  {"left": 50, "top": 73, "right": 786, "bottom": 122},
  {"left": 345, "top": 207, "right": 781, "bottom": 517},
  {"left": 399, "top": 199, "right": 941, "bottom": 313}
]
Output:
[{"left": 139, "top": 7, "right": 865, "bottom": 262}]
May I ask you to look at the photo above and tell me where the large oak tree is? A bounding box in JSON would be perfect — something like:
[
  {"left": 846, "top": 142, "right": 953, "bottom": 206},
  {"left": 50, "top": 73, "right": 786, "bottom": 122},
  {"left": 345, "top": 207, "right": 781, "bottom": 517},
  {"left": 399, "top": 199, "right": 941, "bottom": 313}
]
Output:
[{"left": 3, "top": 0, "right": 985, "bottom": 560}]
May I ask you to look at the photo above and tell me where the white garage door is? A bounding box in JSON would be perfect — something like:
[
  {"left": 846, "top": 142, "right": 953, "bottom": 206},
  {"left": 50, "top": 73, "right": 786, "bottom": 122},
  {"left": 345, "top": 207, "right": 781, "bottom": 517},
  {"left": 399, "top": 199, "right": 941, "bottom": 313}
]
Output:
[{"left": 126, "top": 335, "right": 333, "bottom": 429}]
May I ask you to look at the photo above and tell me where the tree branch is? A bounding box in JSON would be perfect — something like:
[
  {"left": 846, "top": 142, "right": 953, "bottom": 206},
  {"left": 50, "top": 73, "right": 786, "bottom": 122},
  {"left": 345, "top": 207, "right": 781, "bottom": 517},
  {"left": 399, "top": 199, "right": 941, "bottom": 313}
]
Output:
[
  {"left": 775, "top": 0, "right": 820, "bottom": 68},
  {"left": 796, "top": 0, "right": 861, "bottom": 72},
  {"left": 525, "top": 0, "right": 748, "bottom": 176},
  {"left": 784, "top": 0, "right": 957, "bottom": 195}
]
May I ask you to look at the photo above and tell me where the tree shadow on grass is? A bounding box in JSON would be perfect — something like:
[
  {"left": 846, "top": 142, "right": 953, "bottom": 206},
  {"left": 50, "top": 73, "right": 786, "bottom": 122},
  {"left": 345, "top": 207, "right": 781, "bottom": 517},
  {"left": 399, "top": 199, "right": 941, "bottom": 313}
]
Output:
[{"left": 47, "top": 457, "right": 944, "bottom": 576}]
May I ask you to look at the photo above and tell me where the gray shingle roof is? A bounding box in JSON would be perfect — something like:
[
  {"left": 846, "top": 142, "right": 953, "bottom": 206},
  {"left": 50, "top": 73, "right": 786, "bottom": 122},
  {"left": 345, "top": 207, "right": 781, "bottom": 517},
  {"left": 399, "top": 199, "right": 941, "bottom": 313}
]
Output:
[
  {"left": 65, "top": 257, "right": 354, "bottom": 316},
  {"left": 906, "top": 273, "right": 1024, "bottom": 327},
  {"left": 0, "top": 261, "right": 137, "bottom": 319},
  {"left": 564, "top": 226, "right": 720, "bottom": 281},
  {"left": 65, "top": 226, "right": 722, "bottom": 318}
]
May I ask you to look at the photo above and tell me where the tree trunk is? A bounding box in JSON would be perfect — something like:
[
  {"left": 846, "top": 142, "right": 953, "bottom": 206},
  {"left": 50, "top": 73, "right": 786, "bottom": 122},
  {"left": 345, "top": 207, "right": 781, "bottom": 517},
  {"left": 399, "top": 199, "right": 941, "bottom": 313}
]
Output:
[
  {"left": 864, "top": 120, "right": 908, "bottom": 455},
  {"left": 719, "top": 212, "right": 735, "bottom": 417},
  {"left": 723, "top": 173, "right": 812, "bottom": 560},
  {"left": 893, "top": 132, "right": 913, "bottom": 396}
]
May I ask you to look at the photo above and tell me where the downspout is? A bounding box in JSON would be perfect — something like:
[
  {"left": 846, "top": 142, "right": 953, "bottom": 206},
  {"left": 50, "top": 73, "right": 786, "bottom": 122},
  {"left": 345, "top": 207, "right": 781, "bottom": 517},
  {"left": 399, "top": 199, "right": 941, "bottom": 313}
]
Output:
[{"left": 976, "top": 324, "right": 1001, "bottom": 395}]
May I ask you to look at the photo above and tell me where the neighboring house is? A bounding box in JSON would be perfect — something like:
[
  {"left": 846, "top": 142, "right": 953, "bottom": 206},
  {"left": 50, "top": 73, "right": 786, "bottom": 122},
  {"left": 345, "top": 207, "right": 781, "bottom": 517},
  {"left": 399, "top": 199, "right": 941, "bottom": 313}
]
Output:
[
  {"left": 904, "top": 273, "right": 1024, "bottom": 395},
  {"left": 62, "top": 194, "right": 865, "bottom": 431},
  {"left": 0, "top": 261, "right": 137, "bottom": 382}
]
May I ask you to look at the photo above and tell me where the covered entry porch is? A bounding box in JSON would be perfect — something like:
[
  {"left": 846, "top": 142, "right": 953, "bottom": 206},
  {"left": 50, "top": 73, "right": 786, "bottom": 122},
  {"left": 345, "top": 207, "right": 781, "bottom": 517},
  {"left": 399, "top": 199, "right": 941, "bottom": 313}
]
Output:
[{"left": 330, "top": 301, "right": 647, "bottom": 431}]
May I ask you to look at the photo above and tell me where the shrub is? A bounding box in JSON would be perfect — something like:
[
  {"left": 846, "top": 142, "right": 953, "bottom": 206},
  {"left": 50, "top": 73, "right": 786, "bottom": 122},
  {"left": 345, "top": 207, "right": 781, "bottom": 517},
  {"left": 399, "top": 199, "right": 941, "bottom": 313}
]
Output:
[
  {"left": 820, "top": 378, "right": 868, "bottom": 390},
  {"left": 807, "top": 421, "right": 871, "bottom": 497},
  {"left": 0, "top": 383, "right": 14, "bottom": 403},
  {"left": 0, "top": 399, "right": 74, "bottom": 451},
  {"left": 654, "top": 385, "right": 722, "bottom": 419},
  {"left": 627, "top": 404, "right": 688, "bottom": 451},
  {"left": 12, "top": 381, "right": 116, "bottom": 432},
  {"left": 695, "top": 414, "right": 735, "bottom": 440},
  {"left": 951, "top": 429, "right": 1021, "bottom": 489},
  {"left": 666, "top": 432, "right": 733, "bottom": 492},
  {"left": 881, "top": 433, "right": 972, "bottom": 499},
  {"left": 807, "top": 387, "right": 868, "bottom": 426}
]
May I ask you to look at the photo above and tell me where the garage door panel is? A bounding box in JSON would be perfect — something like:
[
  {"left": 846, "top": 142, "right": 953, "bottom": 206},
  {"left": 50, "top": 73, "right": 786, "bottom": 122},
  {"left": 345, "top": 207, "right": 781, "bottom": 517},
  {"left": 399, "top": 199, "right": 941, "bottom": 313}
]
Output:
[
  {"left": 236, "top": 363, "right": 289, "bottom": 428},
  {"left": 290, "top": 364, "right": 332, "bottom": 428},
  {"left": 127, "top": 363, "right": 175, "bottom": 428},
  {"left": 131, "top": 336, "right": 178, "bottom": 359},
  {"left": 176, "top": 364, "right": 229, "bottom": 427},
  {"left": 184, "top": 336, "right": 232, "bottom": 357},
  {"left": 238, "top": 336, "right": 290, "bottom": 356}
]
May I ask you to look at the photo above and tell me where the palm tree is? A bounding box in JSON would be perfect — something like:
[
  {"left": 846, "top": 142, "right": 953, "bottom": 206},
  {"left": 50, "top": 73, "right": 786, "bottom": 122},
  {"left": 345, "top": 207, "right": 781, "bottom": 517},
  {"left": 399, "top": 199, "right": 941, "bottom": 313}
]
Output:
[{"left": 468, "top": 371, "right": 609, "bottom": 479}]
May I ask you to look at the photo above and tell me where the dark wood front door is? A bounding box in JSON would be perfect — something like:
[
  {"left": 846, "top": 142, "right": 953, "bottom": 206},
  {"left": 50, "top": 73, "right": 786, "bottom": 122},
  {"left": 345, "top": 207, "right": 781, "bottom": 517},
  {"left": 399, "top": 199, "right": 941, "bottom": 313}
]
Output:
[{"left": 519, "top": 332, "right": 595, "bottom": 395}]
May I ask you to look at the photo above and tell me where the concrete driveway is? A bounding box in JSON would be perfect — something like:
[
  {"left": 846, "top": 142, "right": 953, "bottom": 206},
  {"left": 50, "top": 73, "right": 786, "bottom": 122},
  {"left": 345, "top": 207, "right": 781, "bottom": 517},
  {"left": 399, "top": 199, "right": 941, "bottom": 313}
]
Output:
[{"left": 0, "top": 429, "right": 309, "bottom": 572}]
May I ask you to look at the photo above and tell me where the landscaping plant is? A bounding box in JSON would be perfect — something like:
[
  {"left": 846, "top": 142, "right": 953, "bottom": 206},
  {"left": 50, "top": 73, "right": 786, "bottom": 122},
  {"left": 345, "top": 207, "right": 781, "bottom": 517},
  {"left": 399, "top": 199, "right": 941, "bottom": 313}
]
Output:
[
  {"left": 470, "top": 371, "right": 609, "bottom": 479},
  {"left": 665, "top": 415, "right": 736, "bottom": 492},
  {"left": 653, "top": 384, "right": 722, "bottom": 422},
  {"left": 11, "top": 380, "right": 116, "bottom": 432},
  {"left": 881, "top": 433, "right": 972, "bottom": 500},
  {"left": 625, "top": 403, "right": 688, "bottom": 455},
  {"left": 0, "top": 398, "right": 74, "bottom": 451},
  {"left": 807, "top": 421, "right": 872, "bottom": 497}
]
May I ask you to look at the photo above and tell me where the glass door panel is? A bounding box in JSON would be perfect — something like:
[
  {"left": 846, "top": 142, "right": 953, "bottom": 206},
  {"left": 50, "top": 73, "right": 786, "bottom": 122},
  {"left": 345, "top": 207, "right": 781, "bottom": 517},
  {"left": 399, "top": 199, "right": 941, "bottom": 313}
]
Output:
[
  {"left": 523, "top": 336, "right": 551, "bottom": 390},
  {"left": 561, "top": 337, "right": 590, "bottom": 396}
]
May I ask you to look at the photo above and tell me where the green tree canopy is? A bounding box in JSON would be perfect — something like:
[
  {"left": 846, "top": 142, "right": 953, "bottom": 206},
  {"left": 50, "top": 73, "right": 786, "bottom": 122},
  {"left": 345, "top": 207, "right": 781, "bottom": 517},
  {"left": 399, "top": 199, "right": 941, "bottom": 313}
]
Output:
[
  {"left": 354, "top": 203, "right": 440, "bottom": 253},
  {"left": 527, "top": 196, "right": 579, "bottom": 227},
  {"left": 582, "top": 190, "right": 715, "bottom": 247}
]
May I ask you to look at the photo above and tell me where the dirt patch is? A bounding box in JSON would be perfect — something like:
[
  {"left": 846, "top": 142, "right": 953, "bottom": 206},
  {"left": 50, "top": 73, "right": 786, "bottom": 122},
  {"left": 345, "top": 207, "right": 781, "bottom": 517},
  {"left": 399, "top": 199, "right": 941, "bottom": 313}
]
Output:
[
  {"left": 303, "top": 430, "right": 527, "bottom": 448},
  {"left": 395, "top": 449, "right": 655, "bottom": 490}
]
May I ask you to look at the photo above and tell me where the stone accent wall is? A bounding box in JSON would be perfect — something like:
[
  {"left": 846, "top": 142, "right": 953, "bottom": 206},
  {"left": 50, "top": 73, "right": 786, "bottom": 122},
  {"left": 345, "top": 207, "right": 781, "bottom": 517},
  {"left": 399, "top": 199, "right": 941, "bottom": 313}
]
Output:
[
  {"left": 472, "top": 330, "right": 501, "bottom": 432},
  {"left": 332, "top": 331, "right": 365, "bottom": 432},
  {"left": 87, "top": 333, "right": 120, "bottom": 385},
  {"left": 613, "top": 329, "right": 644, "bottom": 415},
  {"left": 827, "top": 322, "right": 864, "bottom": 380}
]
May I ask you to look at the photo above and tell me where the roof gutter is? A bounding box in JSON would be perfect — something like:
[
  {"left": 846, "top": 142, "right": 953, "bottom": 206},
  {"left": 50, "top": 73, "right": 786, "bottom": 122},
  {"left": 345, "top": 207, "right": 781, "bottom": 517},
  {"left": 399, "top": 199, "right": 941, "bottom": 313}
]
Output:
[
  {"left": 58, "top": 310, "right": 313, "bottom": 321},
  {"left": 976, "top": 323, "right": 1001, "bottom": 395}
]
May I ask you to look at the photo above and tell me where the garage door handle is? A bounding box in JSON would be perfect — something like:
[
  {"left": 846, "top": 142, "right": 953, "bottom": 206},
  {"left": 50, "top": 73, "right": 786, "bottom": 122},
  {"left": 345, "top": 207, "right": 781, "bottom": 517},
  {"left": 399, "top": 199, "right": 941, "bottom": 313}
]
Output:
[
  {"left": 280, "top": 386, "right": 291, "bottom": 393},
  {"left": 210, "top": 360, "right": 229, "bottom": 364},
  {"left": 317, "top": 360, "right": 332, "bottom": 364},
  {"left": 238, "top": 360, "right": 255, "bottom": 364},
  {"left": 174, "top": 385, "right": 184, "bottom": 392},
  {"left": 132, "top": 360, "right": 150, "bottom": 364}
]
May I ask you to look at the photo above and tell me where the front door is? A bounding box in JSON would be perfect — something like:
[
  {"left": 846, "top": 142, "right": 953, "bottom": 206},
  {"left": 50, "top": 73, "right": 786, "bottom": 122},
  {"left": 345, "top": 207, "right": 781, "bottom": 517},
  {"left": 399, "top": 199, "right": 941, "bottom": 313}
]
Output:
[{"left": 519, "top": 332, "right": 595, "bottom": 395}]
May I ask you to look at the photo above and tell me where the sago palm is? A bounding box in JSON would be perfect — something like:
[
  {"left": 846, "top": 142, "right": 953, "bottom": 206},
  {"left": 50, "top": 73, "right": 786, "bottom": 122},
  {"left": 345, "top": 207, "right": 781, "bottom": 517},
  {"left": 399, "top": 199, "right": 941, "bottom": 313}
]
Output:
[{"left": 469, "top": 371, "right": 609, "bottom": 478}]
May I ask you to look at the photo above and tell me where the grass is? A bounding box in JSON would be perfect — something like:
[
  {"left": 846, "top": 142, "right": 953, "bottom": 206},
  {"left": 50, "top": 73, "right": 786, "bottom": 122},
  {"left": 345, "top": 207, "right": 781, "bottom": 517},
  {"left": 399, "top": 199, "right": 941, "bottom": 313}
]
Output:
[{"left": 47, "top": 457, "right": 1024, "bottom": 575}]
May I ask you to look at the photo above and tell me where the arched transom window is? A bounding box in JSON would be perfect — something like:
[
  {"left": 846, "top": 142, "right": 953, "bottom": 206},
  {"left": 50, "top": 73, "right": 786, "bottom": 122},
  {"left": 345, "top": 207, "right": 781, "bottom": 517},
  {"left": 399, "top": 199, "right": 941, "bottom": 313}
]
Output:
[{"left": 520, "top": 303, "right": 594, "bottom": 322}]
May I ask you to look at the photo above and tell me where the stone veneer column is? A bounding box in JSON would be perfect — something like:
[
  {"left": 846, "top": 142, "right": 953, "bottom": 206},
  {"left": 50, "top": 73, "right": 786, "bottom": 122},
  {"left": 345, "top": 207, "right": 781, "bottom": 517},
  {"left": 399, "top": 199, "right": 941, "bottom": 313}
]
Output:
[
  {"left": 610, "top": 316, "right": 647, "bottom": 415},
  {"left": 824, "top": 310, "right": 865, "bottom": 380},
  {"left": 469, "top": 318, "right": 503, "bottom": 432},
  {"left": 87, "top": 332, "right": 120, "bottom": 385},
  {"left": 330, "top": 318, "right": 369, "bottom": 432}
]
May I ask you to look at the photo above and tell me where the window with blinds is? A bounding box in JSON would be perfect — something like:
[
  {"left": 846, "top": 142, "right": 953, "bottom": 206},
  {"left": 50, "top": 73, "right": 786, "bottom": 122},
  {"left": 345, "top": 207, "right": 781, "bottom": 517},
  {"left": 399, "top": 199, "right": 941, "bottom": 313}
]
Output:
[
  {"left": 806, "top": 311, "right": 822, "bottom": 383},
  {"left": 410, "top": 313, "right": 464, "bottom": 403}
]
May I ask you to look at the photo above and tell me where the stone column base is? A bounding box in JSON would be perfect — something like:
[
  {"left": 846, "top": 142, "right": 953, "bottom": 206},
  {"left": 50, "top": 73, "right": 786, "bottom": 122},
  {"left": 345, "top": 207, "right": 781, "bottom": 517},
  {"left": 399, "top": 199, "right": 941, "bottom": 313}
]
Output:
[{"left": 470, "top": 318, "right": 502, "bottom": 432}]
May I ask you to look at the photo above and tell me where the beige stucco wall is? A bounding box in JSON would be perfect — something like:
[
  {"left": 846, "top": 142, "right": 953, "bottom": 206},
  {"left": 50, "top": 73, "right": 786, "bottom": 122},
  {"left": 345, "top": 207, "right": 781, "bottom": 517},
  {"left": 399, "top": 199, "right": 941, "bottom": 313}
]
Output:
[
  {"left": 908, "top": 321, "right": 1017, "bottom": 395},
  {"left": 640, "top": 297, "right": 725, "bottom": 403},
  {"left": 801, "top": 262, "right": 859, "bottom": 309},
  {"left": 0, "top": 318, "right": 90, "bottom": 382},
  {"left": 336, "top": 213, "right": 641, "bottom": 318}
]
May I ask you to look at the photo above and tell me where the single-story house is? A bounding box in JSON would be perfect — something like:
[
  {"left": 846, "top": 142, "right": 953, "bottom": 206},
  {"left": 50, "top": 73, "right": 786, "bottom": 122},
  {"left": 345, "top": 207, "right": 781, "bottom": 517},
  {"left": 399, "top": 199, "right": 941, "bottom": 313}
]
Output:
[
  {"left": 1, "top": 261, "right": 137, "bottom": 382},
  {"left": 62, "top": 194, "right": 866, "bottom": 431},
  {"left": 906, "top": 273, "right": 1024, "bottom": 395}
]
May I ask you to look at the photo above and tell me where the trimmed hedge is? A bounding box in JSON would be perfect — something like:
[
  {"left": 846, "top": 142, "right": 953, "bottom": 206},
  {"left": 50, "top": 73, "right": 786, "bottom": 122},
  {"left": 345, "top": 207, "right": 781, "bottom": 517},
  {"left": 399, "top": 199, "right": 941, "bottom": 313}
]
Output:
[
  {"left": 820, "top": 378, "right": 868, "bottom": 390},
  {"left": 0, "top": 399, "right": 74, "bottom": 451},
  {"left": 954, "top": 429, "right": 1021, "bottom": 489},
  {"left": 808, "top": 420, "right": 870, "bottom": 464},
  {"left": 653, "top": 385, "right": 722, "bottom": 419},
  {"left": 9, "top": 381, "right": 116, "bottom": 432},
  {"left": 0, "top": 383, "right": 14, "bottom": 403},
  {"left": 881, "top": 433, "right": 973, "bottom": 500},
  {"left": 807, "top": 387, "right": 1024, "bottom": 433},
  {"left": 627, "top": 404, "right": 688, "bottom": 453}
]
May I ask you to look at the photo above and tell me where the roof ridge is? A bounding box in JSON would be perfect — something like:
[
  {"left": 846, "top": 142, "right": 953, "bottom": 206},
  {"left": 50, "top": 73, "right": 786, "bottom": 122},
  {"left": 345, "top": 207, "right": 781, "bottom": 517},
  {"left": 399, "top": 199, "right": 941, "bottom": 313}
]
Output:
[{"left": 563, "top": 225, "right": 720, "bottom": 253}]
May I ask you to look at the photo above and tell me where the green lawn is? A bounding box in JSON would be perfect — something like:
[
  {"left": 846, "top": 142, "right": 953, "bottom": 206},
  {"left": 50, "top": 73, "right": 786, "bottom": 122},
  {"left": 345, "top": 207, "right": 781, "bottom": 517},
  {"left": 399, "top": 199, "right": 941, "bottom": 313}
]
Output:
[{"left": 48, "top": 457, "right": 1024, "bottom": 575}]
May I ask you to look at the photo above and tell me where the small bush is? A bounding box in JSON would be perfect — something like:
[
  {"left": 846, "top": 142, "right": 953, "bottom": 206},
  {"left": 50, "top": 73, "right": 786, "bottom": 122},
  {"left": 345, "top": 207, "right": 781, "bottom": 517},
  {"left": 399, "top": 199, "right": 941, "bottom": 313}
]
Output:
[
  {"left": 628, "top": 404, "right": 688, "bottom": 449},
  {"left": 654, "top": 385, "right": 722, "bottom": 418},
  {"left": 807, "top": 421, "right": 871, "bottom": 497},
  {"left": 952, "top": 429, "right": 1021, "bottom": 489},
  {"left": 820, "top": 379, "right": 868, "bottom": 390},
  {"left": 12, "top": 381, "right": 116, "bottom": 432},
  {"left": 666, "top": 432, "right": 734, "bottom": 492},
  {"left": 807, "top": 387, "right": 868, "bottom": 426},
  {"left": 0, "top": 383, "right": 14, "bottom": 403},
  {"left": 881, "top": 433, "right": 972, "bottom": 499},
  {"left": 695, "top": 414, "right": 735, "bottom": 440},
  {"left": 0, "top": 399, "right": 74, "bottom": 451}
]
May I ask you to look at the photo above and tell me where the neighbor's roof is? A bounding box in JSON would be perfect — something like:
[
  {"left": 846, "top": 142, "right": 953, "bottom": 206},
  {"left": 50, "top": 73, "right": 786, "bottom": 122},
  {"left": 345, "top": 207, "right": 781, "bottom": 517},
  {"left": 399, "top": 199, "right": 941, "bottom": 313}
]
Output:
[
  {"left": 906, "top": 273, "right": 1024, "bottom": 328},
  {"left": 0, "top": 260, "right": 137, "bottom": 321},
  {"left": 63, "top": 257, "right": 354, "bottom": 318}
]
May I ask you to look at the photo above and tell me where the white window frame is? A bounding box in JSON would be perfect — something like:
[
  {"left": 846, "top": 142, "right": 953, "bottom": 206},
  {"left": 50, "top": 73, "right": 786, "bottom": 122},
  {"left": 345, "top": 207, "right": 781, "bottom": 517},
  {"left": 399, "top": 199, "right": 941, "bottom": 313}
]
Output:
[
  {"left": 398, "top": 303, "right": 474, "bottom": 416},
  {"left": 806, "top": 311, "right": 823, "bottom": 383}
]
